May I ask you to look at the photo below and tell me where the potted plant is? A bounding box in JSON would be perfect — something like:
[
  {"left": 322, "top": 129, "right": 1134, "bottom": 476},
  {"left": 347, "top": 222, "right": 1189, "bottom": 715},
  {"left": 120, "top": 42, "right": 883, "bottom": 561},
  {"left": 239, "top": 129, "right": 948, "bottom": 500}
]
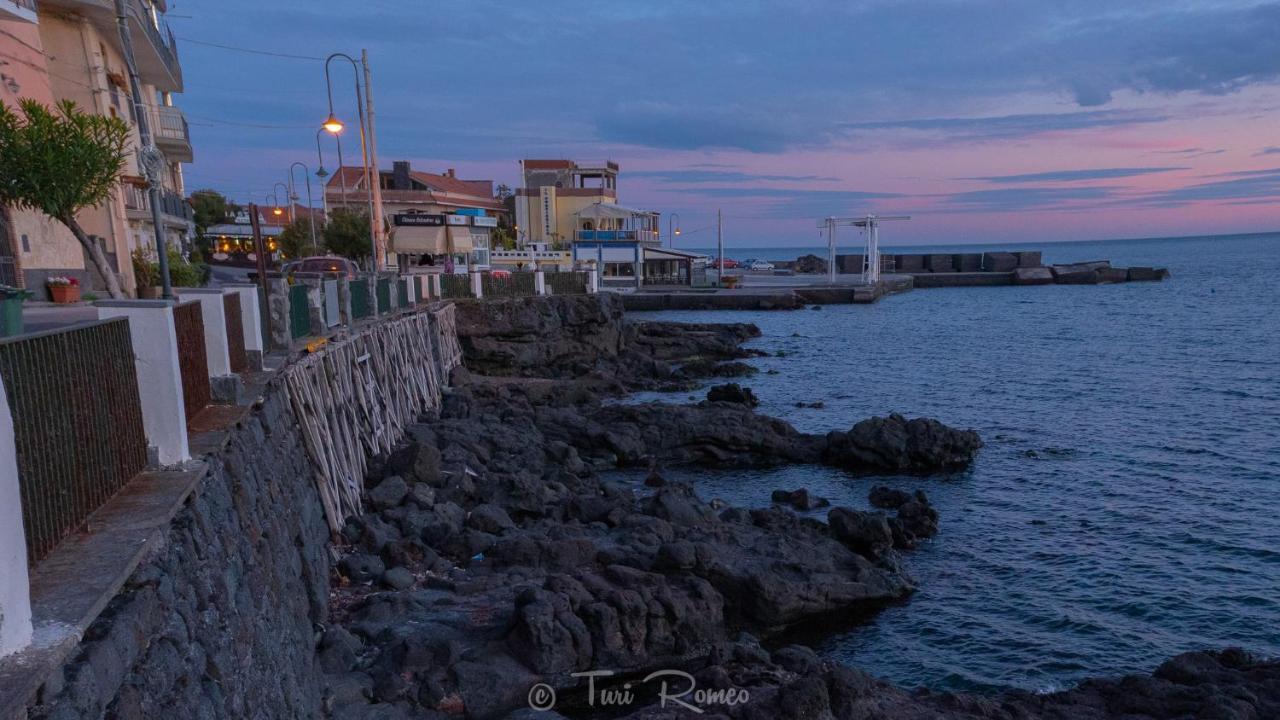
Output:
[
  {"left": 0, "top": 285, "right": 31, "bottom": 337},
  {"left": 46, "top": 276, "right": 81, "bottom": 303},
  {"left": 132, "top": 249, "right": 160, "bottom": 298},
  {"left": 721, "top": 275, "right": 740, "bottom": 289}
]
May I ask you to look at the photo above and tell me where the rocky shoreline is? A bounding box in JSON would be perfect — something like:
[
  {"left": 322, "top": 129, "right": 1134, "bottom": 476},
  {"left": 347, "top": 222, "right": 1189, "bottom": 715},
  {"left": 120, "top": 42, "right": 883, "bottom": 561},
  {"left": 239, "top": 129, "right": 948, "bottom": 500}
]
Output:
[{"left": 320, "top": 295, "right": 1278, "bottom": 719}]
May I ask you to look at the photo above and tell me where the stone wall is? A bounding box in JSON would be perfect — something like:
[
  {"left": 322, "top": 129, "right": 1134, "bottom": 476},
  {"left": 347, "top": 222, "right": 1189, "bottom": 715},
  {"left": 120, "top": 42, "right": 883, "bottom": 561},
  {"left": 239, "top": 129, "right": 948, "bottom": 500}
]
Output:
[{"left": 26, "top": 386, "right": 331, "bottom": 719}]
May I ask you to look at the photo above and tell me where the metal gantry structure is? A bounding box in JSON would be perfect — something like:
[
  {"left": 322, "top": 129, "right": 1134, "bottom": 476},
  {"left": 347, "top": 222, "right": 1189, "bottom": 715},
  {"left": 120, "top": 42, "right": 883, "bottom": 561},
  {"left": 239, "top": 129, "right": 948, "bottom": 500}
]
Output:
[{"left": 817, "top": 214, "right": 911, "bottom": 285}]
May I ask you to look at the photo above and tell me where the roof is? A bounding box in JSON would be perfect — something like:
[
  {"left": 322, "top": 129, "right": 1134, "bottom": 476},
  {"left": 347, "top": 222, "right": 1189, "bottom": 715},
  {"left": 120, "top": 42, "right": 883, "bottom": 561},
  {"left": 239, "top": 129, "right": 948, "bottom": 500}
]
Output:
[
  {"left": 574, "top": 203, "right": 658, "bottom": 220},
  {"left": 522, "top": 159, "right": 574, "bottom": 170},
  {"left": 645, "top": 247, "right": 707, "bottom": 260},
  {"left": 324, "top": 166, "right": 503, "bottom": 211}
]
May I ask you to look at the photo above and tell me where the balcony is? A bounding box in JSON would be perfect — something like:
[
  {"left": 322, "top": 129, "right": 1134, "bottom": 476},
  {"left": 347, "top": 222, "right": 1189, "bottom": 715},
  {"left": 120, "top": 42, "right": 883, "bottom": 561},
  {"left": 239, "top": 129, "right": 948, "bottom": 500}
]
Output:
[
  {"left": 129, "top": 2, "right": 182, "bottom": 92},
  {"left": 0, "top": 0, "right": 38, "bottom": 23},
  {"left": 151, "top": 106, "right": 192, "bottom": 162},
  {"left": 575, "top": 230, "right": 637, "bottom": 242},
  {"left": 123, "top": 185, "right": 194, "bottom": 227}
]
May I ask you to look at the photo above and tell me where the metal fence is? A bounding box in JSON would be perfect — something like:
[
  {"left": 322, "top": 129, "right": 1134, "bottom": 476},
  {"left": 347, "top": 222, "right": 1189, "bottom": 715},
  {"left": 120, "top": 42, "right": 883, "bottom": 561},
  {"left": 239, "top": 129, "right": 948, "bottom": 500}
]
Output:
[
  {"left": 547, "top": 271, "right": 589, "bottom": 295},
  {"left": 440, "top": 274, "right": 472, "bottom": 299},
  {"left": 174, "top": 301, "right": 210, "bottom": 422},
  {"left": 0, "top": 319, "right": 147, "bottom": 566},
  {"left": 482, "top": 272, "right": 537, "bottom": 298},
  {"left": 350, "top": 279, "right": 371, "bottom": 319},
  {"left": 376, "top": 278, "right": 392, "bottom": 314},
  {"left": 397, "top": 278, "right": 410, "bottom": 306},
  {"left": 0, "top": 257, "right": 18, "bottom": 287},
  {"left": 224, "top": 292, "right": 248, "bottom": 373},
  {"left": 289, "top": 284, "right": 310, "bottom": 339}
]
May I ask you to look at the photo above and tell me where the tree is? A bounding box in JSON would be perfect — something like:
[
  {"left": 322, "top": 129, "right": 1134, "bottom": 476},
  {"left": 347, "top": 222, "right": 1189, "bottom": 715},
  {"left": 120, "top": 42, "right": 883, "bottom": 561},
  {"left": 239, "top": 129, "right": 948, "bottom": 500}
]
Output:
[
  {"left": 323, "top": 208, "right": 371, "bottom": 263},
  {"left": 0, "top": 99, "right": 130, "bottom": 298},
  {"left": 189, "top": 188, "right": 231, "bottom": 238},
  {"left": 278, "top": 217, "right": 319, "bottom": 260}
]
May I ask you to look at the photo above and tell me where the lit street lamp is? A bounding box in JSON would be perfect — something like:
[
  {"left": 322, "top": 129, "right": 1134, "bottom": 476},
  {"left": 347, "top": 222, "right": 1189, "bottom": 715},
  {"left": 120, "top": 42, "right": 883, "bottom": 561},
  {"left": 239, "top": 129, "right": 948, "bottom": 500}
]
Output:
[
  {"left": 323, "top": 52, "right": 383, "bottom": 269},
  {"left": 668, "top": 213, "right": 681, "bottom": 248},
  {"left": 315, "top": 127, "right": 347, "bottom": 213},
  {"left": 273, "top": 182, "right": 292, "bottom": 222}
]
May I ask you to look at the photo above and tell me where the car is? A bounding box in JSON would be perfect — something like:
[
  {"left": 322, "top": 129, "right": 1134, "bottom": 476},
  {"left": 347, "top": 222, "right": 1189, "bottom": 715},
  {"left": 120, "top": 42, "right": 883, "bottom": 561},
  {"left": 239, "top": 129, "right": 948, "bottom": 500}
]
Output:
[
  {"left": 288, "top": 256, "right": 360, "bottom": 279},
  {"left": 710, "top": 258, "right": 740, "bottom": 269},
  {"left": 747, "top": 260, "right": 776, "bottom": 271}
]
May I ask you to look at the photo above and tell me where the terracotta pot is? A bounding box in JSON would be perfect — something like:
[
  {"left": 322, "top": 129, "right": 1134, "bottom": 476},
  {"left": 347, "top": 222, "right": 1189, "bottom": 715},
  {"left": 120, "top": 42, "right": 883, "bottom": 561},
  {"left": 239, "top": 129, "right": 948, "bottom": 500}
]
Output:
[
  {"left": 137, "top": 286, "right": 161, "bottom": 299},
  {"left": 49, "top": 285, "right": 81, "bottom": 304}
]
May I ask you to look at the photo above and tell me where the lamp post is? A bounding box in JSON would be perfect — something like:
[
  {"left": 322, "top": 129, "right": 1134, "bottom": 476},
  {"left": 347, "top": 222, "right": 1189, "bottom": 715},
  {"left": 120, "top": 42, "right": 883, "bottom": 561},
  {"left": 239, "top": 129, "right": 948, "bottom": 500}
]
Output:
[
  {"left": 668, "top": 213, "right": 681, "bottom": 248},
  {"left": 273, "top": 182, "right": 292, "bottom": 222},
  {"left": 322, "top": 52, "right": 382, "bottom": 269},
  {"left": 315, "top": 127, "right": 347, "bottom": 214},
  {"left": 289, "top": 162, "right": 318, "bottom": 255}
]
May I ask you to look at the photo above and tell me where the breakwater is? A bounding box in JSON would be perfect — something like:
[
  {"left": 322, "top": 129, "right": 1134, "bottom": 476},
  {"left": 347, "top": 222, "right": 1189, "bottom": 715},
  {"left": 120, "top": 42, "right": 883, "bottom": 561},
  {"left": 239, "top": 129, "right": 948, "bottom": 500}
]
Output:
[{"left": 16, "top": 293, "right": 1279, "bottom": 719}]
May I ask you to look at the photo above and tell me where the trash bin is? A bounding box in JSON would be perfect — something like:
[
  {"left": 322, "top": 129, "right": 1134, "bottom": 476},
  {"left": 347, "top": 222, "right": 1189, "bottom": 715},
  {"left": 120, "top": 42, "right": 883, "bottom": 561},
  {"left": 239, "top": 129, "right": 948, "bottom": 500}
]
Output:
[{"left": 0, "top": 289, "right": 27, "bottom": 337}]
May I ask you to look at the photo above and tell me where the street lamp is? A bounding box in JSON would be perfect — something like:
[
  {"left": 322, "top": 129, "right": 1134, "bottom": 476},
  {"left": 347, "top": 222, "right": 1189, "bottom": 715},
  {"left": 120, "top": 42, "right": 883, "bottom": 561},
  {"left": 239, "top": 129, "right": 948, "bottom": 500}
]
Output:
[
  {"left": 315, "top": 127, "right": 347, "bottom": 213},
  {"left": 668, "top": 213, "right": 681, "bottom": 248},
  {"left": 322, "top": 52, "right": 380, "bottom": 268},
  {"left": 289, "top": 161, "right": 319, "bottom": 255},
  {"left": 273, "top": 182, "right": 292, "bottom": 222}
]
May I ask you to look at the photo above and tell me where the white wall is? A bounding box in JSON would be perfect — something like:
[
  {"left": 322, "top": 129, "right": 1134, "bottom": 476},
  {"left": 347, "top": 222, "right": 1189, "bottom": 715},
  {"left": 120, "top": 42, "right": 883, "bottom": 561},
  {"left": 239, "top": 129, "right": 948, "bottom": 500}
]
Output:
[{"left": 0, "top": 377, "right": 33, "bottom": 658}]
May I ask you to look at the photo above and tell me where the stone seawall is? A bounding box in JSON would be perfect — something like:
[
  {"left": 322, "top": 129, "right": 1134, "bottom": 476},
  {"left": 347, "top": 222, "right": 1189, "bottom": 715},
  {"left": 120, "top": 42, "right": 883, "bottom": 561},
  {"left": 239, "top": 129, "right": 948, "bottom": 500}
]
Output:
[{"left": 25, "top": 386, "right": 331, "bottom": 719}]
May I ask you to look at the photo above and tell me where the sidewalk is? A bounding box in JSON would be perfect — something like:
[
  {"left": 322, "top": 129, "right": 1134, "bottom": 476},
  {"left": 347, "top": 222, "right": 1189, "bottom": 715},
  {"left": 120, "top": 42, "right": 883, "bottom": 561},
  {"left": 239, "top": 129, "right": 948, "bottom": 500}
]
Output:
[{"left": 20, "top": 303, "right": 98, "bottom": 334}]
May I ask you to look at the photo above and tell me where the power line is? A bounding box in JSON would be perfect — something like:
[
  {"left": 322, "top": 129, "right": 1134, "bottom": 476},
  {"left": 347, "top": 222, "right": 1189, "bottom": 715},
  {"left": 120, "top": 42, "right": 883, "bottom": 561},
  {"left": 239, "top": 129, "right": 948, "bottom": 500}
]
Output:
[{"left": 175, "top": 36, "right": 327, "bottom": 62}]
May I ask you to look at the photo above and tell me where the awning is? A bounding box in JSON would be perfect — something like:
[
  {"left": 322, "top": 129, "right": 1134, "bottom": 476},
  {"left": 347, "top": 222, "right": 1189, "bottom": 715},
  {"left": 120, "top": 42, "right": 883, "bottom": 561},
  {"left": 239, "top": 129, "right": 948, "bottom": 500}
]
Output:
[
  {"left": 645, "top": 247, "right": 705, "bottom": 261},
  {"left": 391, "top": 225, "right": 447, "bottom": 254},
  {"left": 447, "top": 226, "right": 474, "bottom": 253}
]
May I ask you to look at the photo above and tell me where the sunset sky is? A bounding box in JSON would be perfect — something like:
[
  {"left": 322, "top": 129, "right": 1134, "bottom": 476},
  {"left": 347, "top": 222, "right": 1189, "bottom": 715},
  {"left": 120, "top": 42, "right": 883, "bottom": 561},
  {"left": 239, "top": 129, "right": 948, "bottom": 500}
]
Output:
[{"left": 177, "top": 0, "right": 1280, "bottom": 246}]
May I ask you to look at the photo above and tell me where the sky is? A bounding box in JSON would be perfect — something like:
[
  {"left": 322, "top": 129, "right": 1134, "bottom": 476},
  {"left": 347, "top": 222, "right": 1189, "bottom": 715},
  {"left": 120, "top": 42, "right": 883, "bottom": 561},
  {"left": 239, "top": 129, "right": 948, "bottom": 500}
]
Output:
[{"left": 173, "top": 0, "right": 1280, "bottom": 247}]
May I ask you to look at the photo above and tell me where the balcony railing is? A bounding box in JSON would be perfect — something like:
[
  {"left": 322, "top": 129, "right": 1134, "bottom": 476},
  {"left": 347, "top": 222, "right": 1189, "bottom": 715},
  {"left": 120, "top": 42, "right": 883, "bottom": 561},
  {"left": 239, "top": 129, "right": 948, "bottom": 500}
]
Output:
[
  {"left": 123, "top": 185, "right": 194, "bottom": 223},
  {"left": 575, "top": 230, "right": 637, "bottom": 242},
  {"left": 151, "top": 105, "right": 192, "bottom": 161},
  {"left": 0, "top": 0, "right": 38, "bottom": 22}
]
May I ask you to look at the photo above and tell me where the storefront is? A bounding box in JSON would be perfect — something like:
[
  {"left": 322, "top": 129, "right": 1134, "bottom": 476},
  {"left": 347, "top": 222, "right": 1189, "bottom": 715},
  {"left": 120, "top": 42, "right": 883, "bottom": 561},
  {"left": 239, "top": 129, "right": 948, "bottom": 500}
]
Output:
[{"left": 390, "top": 212, "right": 491, "bottom": 271}]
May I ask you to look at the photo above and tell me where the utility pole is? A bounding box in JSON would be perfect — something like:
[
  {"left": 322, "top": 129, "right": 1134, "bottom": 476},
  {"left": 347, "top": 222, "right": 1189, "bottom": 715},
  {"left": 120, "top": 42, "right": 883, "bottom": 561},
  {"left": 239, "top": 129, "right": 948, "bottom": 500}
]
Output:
[
  {"left": 716, "top": 209, "right": 724, "bottom": 288},
  {"left": 114, "top": 0, "right": 171, "bottom": 298},
  {"left": 249, "top": 203, "right": 270, "bottom": 340},
  {"left": 362, "top": 49, "right": 387, "bottom": 271},
  {"left": 825, "top": 217, "right": 837, "bottom": 284}
]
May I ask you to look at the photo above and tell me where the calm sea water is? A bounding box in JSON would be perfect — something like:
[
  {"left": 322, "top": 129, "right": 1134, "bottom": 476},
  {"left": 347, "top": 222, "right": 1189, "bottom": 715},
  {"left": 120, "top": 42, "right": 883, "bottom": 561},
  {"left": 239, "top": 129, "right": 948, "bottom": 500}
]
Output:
[{"left": 630, "top": 233, "right": 1280, "bottom": 694}]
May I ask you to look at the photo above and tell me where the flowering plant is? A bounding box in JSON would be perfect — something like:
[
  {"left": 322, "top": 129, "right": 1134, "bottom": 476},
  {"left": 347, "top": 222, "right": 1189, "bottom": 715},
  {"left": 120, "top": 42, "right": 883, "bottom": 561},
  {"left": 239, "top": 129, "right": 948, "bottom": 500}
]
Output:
[{"left": 45, "top": 276, "right": 80, "bottom": 287}]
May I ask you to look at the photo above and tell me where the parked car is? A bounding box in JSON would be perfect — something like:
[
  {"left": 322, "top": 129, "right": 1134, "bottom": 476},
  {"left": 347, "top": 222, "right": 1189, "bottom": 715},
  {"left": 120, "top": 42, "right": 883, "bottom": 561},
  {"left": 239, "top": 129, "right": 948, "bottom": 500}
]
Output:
[
  {"left": 710, "top": 258, "right": 740, "bottom": 269},
  {"left": 288, "top": 256, "right": 359, "bottom": 279},
  {"left": 747, "top": 260, "right": 776, "bottom": 271}
]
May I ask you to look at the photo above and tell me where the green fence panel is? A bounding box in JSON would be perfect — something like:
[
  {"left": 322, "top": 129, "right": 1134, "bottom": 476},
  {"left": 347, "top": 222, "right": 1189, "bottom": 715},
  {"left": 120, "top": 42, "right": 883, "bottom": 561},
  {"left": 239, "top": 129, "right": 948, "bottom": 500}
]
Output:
[
  {"left": 350, "top": 279, "right": 371, "bottom": 319},
  {"left": 440, "top": 274, "right": 472, "bottom": 299},
  {"left": 547, "top": 271, "right": 588, "bottom": 295},
  {"left": 397, "top": 278, "right": 409, "bottom": 306},
  {"left": 376, "top": 278, "right": 392, "bottom": 314},
  {"left": 289, "top": 284, "right": 310, "bottom": 339},
  {"left": 482, "top": 272, "right": 537, "bottom": 298}
]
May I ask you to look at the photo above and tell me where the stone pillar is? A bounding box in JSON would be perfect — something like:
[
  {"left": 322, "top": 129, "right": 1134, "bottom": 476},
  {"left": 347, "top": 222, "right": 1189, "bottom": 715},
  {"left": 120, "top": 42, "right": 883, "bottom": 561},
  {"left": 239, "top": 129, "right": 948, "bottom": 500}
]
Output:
[
  {"left": 267, "top": 276, "right": 292, "bottom": 350},
  {"left": 402, "top": 277, "right": 417, "bottom": 306},
  {"left": 96, "top": 300, "right": 190, "bottom": 465},
  {"left": 363, "top": 273, "right": 378, "bottom": 317},
  {"left": 415, "top": 274, "right": 430, "bottom": 303},
  {"left": 224, "top": 283, "right": 264, "bottom": 371},
  {"left": 0, "top": 376, "right": 33, "bottom": 659},
  {"left": 336, "top": 277, "right": 353, "bottom": 326},
  {"left": 535, "top": 271, "right": 547, "bottom": 295},
  {"left": 174, "top": 288, "right": 244, "bottom": 404},
  {"left": 430, "top": 274, "right": 442, "bottom": 299},
  {"left": 588, "top": 271, "right": 599, "bottom": 294},
  {"left": 296, "top": 276, "right": 325, "bottom": 335},
  {"left": 470, "top": 271, "right": 483, "bottom": 299}
]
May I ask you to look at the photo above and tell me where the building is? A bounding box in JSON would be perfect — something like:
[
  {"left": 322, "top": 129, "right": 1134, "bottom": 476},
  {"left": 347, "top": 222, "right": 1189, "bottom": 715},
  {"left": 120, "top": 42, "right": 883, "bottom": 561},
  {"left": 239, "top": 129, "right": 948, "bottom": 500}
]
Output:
[
  {"left": 0, "top": 0, "right": 194, "bottom": 298},
  {"left": 324, "top": 161, "right": 506, "bottom": 271},
  {"left": 204, "top": 205, "right": 322, "bottom": 266},
  {"left": 515, "top": 159, "right": 695, "bottom": 288}
]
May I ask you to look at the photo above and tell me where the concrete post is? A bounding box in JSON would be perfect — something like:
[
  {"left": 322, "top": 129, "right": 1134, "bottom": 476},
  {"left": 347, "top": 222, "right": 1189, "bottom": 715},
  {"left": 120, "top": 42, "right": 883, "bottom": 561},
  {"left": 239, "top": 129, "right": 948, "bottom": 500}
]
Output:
[
  {"left": 323, "top": 279, "right": 341, "bottom": 327},
  {"left": 96, "top": 300, "right": 190, "bottom": 465},
  {"left": 470, "top": 271, "right": 483, "bottom": 299},
  {"left": 224, "top": 283, "right": 264, "bottom": 371},
  {"left": 588, "top": 271, "right": 599, "bottom": 294},
  {"left": 336, "top": 278, "right": 353, "bottom": 326},
  {"left": 535, "top": 271, "right": 547, "bottom": 296},
  {"left": 414, "top": 275, "right": 429, "bottom": 303},
  {"left": 0, "top": 376, "right": 33, "bottom": 659},
  {"left": 403, "top": 277, "right": 417, "bottom": 306},
  {"left": 430, "top": 274, "right": 442, "bottom": 299},
  {"left": 296, "top": 276, "right": 325, "bottom": 335},
  {"left": 267, "top": 276, "right": 292, "bottom": 350},
  {"left": 363, "top": 273, "right": 378, "bottom": 317}
]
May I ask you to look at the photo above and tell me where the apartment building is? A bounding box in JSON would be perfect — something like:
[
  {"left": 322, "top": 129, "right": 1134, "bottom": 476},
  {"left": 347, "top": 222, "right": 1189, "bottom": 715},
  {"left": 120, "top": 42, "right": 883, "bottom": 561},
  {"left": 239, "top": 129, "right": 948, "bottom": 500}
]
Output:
[{"left": 0, "top": 0, "right": 194, "bottom": 297}]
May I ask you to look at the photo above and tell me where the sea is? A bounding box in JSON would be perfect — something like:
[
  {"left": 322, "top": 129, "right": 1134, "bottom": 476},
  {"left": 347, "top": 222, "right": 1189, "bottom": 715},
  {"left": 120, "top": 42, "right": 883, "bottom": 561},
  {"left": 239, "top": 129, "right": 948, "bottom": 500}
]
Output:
[{"left": 628, "top": 232, "right": 1280, "bottom": 694}]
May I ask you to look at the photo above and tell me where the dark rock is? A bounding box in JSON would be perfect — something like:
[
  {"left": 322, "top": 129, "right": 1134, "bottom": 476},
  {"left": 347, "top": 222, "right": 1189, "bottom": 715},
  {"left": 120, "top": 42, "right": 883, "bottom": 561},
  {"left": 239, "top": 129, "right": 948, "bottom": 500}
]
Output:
[
  {"left": 368, "top": 475, "right": 409, "bottom": 511},
  {"left": 339, "top": 553, "right": 386, "bottom": 584},
  {"left": 953, "top": 253, "right": 983, "bottom": 272},
  {"left": 466, "top": 504, "right": 515, "bottom": 534},
  {"left": 822, "top": 413, "right": 981, "bottom": 474},
  {"left": 1014, "top": 250, "right": 1042, "bottom": 267},
  {"left": 894, "top": 254, "right": 925, "bottom": 272},
  {"left": 706, "top": 383, "right": 759, "bottom": 407},
  {"left": 407, "top": 483, "right": 436, "bottom": 509},
  {"left": 1127, "top": 266, "right": 1161, "bottom": 281},
  {"left": 770, "top": 488, "right": 830, "bottom": 511},
  {"left": 1099, "top": 267, "right": 1130, "bottom": 283},
  {"left": 868, "top": 485, "right": 912, "bottom": 510},
  {"left": 795, "top": 400, "right": 825, "bottom": 409},
  {"left": 925, "top": 254, "right": 955, "bottom": 272},
  {"left": 380, "top": 567, "right": 414, "bottom": 590},
  {"left": 828, "top": 508, "right": 893, "bottom": 559},
  {"left": 792, "top": 254, "right": 828, "bottom": 274},
  {"left": 318, "top": 627, "right": 363, "bottom": 674}
]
